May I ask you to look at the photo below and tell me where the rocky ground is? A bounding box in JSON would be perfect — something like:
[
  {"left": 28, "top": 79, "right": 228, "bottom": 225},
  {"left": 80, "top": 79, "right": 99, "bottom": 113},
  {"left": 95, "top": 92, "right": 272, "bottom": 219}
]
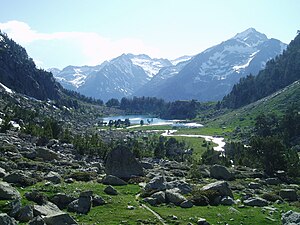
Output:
[{"left": 0, "top": 129, "right": 299, "bottom": 224}]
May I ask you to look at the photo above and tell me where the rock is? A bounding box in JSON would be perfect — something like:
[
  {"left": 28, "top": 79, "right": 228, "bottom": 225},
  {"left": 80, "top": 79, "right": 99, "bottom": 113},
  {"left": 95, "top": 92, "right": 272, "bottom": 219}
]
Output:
[
  {"left": 201, "top": 181, "right": 233, "bottom": 198},
  {"left": 127, "top": 205, "right": 135, "bottom": 210},
  {"left": 102, "top": 175, "right": 127, "bottom": 186},
  {"left": 35, "top": 147, "right": 58, "bottom": 161},
  {"left": 8, "top": 199, "right": 21, "bottom": 218},
  {"left": 92, "top": 195, "right": 106, "bottom": 206},
  {"left": 282, "top": 210, "right": 300, "bottom": 225},
  {"left": 244, "top": 197, "right": 268, "bottom": 207},
  {"left": 3, "top": 171, "right": 36, "bottom": 187},
  {"left": 0, "top": 181, "right": 20, "bottom": 200},
  {"left": 197, "top": 218, "right": 210, "bottom": 225},
  {"left": 17, "top": 205, "right": 34, "bottom": 222},
  {"left": 64, "top": 178, "right": 74, "bottom": 183},
  {"left": 144, "top": 176, "right": 166, "bottom": 192},
  {"left": 25, "top": 190, "right": 48, "bottom": 205},
  {"left": 166, "top": 180, "right": 192, "bottom": 194},
  {"left": 50, "top": 193, "right": 76, "bottom": 209},
  {"left": 0, "top": 213, "right": 18, "bottom": 225},
  {"left": 166, "top": 189, "right": 187, "bottom": 206},
  {"left": 67, "top": 193, "right": 92, "bottom": 214},
  {"left": 220, "top": 196, "right": 235, "bottom": 205},
  {"left": 33, "top": 201, "right": 62, "bottom": 216},
  {"left": 28, "top": 215, "right": 46, "bottom": 225},
  {"left": 45, "top": 171, "right": 62, "bottom": 184},
  {"left": 191, "top": 195, "right": 209, "bottom": 206},
  {"left": 104, "top": 185, "right": 118, "bottom": 195},
  {"left": 151, "top": 191, "right": 166, "bottom": 204},
  {"left": 0, "top": 167, "right": 7, "bottom": 178},
  {"left": 180, "top": 200, "right": 193, "bottom": 208},
  {"left": 105, "top": 146, "right": 144, "bottom": 179},
  {"left": 210, "top": 164, "right": 234, "bottom": 180},
  {"left": 43, "top": 213, "right": 78, "bottom": 225},
  {"left": 143, "top": 197, "right": 157, "bottom": 206},
  {"left": 248, "top": 182, "right": 261, "bottom": 189},
  {"left": 279, "top": 189, "right": 298, "bottom": 201},
  {"left": 265, "top": 178, "right": 280, "bottom": 185},
  {"left": 141, "top": 161, "right": 153, "bottom": 169}
]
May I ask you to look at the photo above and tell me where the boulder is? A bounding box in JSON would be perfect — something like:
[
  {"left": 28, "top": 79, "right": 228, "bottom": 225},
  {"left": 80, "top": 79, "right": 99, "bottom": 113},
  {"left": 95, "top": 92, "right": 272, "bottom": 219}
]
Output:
[
  {"left": 43, "top": 213, "right": 78, "bottom": 225},
  {"left": 50, "top": 193, "right": 76, "bottom": 209},
  {"left": 67, "top": 193, "right": 92, "bottom": 214},
  {"left": 180, "top": 200, "right": 193, "bottom": 208},
  {"left": 201, "top": 181, "right": 233, "bottom": 198},
  {"left": 210, "top": 164, "right": 234, "bottom": 180},
  {"left": 279, "top": 189, "right": 298, "bottom": 201},
  {"left": 144, "top": 176, "right": 166, "bottom": 192},
  {"left": 220, "top": 196, "right": 235, "bottom": 205},
  {"left": 33, "top": 201, "right": 62, "bottom": 217},
  {"left": 0, "top": 213, "right": 18, "bottom": 225},
  {"left": 0, "top": 181, "right": 20, "bottom": 200},
  {"left": 248, "top": 182, "right": 261, "bottom": 189},
  {"left": 197, "top": 218, "right": 210, "bottom": 225},
  {"left": 143, "top": 197, "right": 157, "bottom": 206},
  {"left": 105, "top": 146, "right": 144, "bottom": 179},
  {"left": 265, "top": 178, "right": 280, "bottom": 185},
  {"left": 0, "top": 167, "right": 7, "bottom": 178},
  {"left": 104, "top": 185, "right": 118, "bottom": 195},
  {"left": 244, "top": 197, "right": 268, "bottom": 207},
  {"left": 92, "top": 195, "right": 106, "bottom": 206},
  {"left": 8, "top": 199, "right": 21, "bottom": 218},
  {"left": 3, "top": 171, "right": 36, "bottom": 187},
  {"left": 35, "top": 147, "right": 58, "bottom": 161},
  {"left": 282, "top": 210, "right": 300, "bottom": 225},
  {"left": 25, "top": 190, "right": 48, "bottom": 205},
  {"left": 166, "top": 180, "right": 192, "bottom": 194},
  {"left": 28, "top": 215, "right": 46, "bottom": 225},
  {"left": 45, "top": 171, "right": 62, "bottom": 184},
  {"left": 151, "top": 191, "right": 166, "bottom": 204},
  {"left": 17, "top": 205, "right": 34, "bottom": 222},
  {"left": 166, "top": 189, "right": 187, "bottom": 206},
  {"left": 102, "top": 175, "right": 127, "bottom": 186}
]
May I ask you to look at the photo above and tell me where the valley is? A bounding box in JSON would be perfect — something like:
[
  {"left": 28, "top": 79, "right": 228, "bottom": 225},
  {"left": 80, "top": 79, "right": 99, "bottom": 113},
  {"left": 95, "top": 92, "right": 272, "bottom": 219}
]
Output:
[{"left": 0, "top": 24, "right": 300, "bottom": 225}]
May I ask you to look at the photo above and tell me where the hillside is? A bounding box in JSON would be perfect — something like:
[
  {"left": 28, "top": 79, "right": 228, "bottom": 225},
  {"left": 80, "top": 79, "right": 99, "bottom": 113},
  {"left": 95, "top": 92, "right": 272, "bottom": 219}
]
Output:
[{"left": 222, "top": 31, "right": 300, "bottom": 108}]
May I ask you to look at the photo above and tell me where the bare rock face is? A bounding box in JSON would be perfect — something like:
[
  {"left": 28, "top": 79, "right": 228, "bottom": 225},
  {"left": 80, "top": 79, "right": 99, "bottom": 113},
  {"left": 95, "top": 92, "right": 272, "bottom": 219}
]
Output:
[
  {"left": 0, "top": 181, "right": 21, "bottom": 200},
  {"left": 105, "top": 146, "right": 144, "bottom": 180}
]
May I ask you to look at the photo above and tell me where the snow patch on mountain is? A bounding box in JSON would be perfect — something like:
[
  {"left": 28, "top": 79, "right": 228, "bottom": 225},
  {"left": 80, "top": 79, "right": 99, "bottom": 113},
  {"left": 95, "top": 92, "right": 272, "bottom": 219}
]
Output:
[
  {"left": 171, "top": 55, "right": 193, "bottom": 65},
  {"left": 0, "top": 82, "right": 13, "bottom": 94},
  {"left": 233, "top": 50, "right": 260, "bottom": 73}
]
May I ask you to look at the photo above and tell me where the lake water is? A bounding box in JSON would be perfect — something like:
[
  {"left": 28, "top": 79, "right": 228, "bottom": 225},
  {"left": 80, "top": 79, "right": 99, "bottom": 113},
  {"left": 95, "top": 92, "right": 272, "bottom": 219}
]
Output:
[{"left": 101, "top": 115, "right": 203, "bottom": 127}]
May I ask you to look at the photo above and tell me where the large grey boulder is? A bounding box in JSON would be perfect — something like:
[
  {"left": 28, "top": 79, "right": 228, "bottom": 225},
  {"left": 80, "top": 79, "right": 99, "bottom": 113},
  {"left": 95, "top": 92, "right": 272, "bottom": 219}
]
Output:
[
  {"left": 67, "top": 191, "right": 92, "bottom": 214},
  {"left": 151, "top": 191, "right": 166, "bottom": 204},
  {"left": 18, "top": 205, "right": 34, "bottom": 222},
  {"left": 104, "top": 185, "right": 118, "bottom": 195},
  {"left": 166, "top": 189, "right": 187, "bottom": 206},
  {"left": 0, "top": 213, "right": 18, "bottom": 225},
  {"left": 282, "top": 210, "right": 300, "bottom": 225},
  {"left": 33, "top": 201, "right": 62, "bottom": 217},
  {"left": 43, "top": 213, "right": 78, "bottom": 225},
  {"left": 28, "top": 215, "right": 46, "bottom": 225},
  {"left": 50, "top": 193, "right": 76, "bottom": 209},
  {"left": 0, "top": 181, "right": 20, "bottom": 200},
  {"left": 244, "top": 197, "right": 268, "bottom": 207},
  {"left": 3, "top": 171, "right": 36, "bottom": 187},
  {"left": 144, "top": 176, "right": 166, "bottom": 192},
  {"left": 45, "top": 171, "right": 62, "bottom": 184},
  {"left": 35, "top": 147, "right": 58, "bottom": 161},
  {"left": 105, "top": 147, "right": 144, "bottom": 179},
  {"left": 220, "top": 196, "right": 235, "bottom": 206},
  {"left": 92, "top": 195, "right": 106, "bottom": 206},
  {"left": 201, "top": 181, "right": 233, "bottom": 198},
  {"left": 180, "top": 200, "right": 193, "bottom": 208},
  {"left": 102, "top": 175, "right": 127, "bottom": 186},
  {"left": 166, "top": 180, "right": 192, "bottom": 194},
  {"left": 210, "top": 164, "right": 234, "bottom": 180},
  {"left": 279, "top": 189, "right": 298, "bottom": 201}
]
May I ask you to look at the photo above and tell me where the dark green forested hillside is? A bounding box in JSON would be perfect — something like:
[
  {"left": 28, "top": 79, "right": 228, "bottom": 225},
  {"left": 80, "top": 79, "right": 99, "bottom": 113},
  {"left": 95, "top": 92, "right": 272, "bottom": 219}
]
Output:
[{"left": 222, "top": 31, "right": 300, "bottom": 108}]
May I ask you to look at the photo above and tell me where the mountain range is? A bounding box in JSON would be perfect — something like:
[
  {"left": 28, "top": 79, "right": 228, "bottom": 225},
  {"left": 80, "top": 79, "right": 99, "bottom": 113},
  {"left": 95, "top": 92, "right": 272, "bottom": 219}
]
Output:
[{"left": 51, "top": 28, "right": 286, "bottom": 102}]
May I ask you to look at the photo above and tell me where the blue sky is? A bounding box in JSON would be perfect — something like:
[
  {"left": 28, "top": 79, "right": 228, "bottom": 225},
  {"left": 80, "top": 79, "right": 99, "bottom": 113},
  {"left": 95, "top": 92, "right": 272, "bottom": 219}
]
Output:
[{"left": 0, "top": 0, "right": 299, "bottom": 69}]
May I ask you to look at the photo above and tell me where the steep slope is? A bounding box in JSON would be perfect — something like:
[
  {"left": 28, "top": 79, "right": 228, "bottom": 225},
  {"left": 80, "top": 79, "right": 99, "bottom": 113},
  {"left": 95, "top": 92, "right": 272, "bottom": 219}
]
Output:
[
  {"left": 222, "top": 31, "right": 300, "bottom": 108},
  {"left": 144, "top": 28, "right": 286, "bottom": 101},
  {"left": 0, "top": 32, "right": 62, "bottom": 100},
  {"left": 77, "top": 54, "right": 149, "bottom": 101}
]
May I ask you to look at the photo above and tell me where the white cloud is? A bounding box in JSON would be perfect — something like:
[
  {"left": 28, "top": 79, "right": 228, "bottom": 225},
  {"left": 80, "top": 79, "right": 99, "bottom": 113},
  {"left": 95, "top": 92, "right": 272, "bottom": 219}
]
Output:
[{"left": 0, "top": 20, "right": 161, "bottom": 66}]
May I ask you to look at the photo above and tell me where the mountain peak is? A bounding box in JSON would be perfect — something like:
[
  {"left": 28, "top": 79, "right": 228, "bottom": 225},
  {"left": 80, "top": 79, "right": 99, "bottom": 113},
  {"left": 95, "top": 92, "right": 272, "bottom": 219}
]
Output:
[{"left": 233, "top": 28, "right": 267, "bottom": 41}]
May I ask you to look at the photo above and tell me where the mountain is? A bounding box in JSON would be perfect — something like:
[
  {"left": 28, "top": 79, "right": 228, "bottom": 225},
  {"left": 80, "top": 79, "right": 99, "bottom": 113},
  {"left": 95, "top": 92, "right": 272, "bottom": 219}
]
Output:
[
  {"left": 53, "top": 54, "right": 172, "bottom": 101},
  {"left": 222, "top": 31, "right": 300, "bottom": 108},
  {"left": 136, "top": 28, "right": 287, "bottom": 101},
  {"left": 0, "top": 32, "right": 62, "bottom": 100}
]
